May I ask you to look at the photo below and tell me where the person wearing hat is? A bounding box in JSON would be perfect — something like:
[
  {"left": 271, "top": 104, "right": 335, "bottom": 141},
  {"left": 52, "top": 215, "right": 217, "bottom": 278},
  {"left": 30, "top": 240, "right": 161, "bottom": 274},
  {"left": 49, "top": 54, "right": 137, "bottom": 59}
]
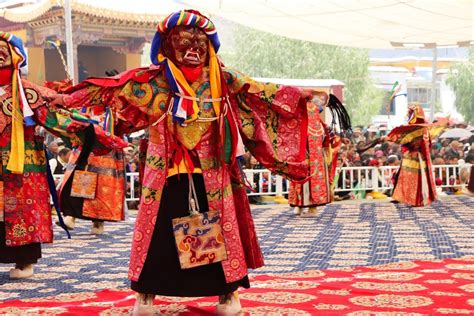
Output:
[
  {"left": 0, "top": 32, "right": 127, "bottom": 279},
  {"left": 49, "top": 10, "right": 350, "bottom": 315},
  {"left": 366, "top": 125, "right": 378, "bottom": 142},
  {"left": 351, "top": 126, "right": 365, "bottom": 144},
  {"left": 385, "top": 103, "right": 442, "bottom": 206}
]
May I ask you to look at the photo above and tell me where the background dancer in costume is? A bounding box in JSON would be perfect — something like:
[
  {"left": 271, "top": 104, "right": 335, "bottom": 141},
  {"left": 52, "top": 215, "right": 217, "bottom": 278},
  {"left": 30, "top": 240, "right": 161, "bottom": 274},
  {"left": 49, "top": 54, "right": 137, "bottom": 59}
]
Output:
[
  {"left": 0, "top": 32, "right": 127, "bottom": 279},
  {"left": 289, "top": 93, "right": 351, "bottom": 216},
  {"left": 45, "top": 74, "right": 127, "bottom": 235},
  {"left": 385, "top": 103, "right": 443, "bottom": 206},
  {"left": 58, "top": 108, "right": 126, "bottom": 235},
  {"left": 50, "top": 10, "right": 344, "bottom": 315}
]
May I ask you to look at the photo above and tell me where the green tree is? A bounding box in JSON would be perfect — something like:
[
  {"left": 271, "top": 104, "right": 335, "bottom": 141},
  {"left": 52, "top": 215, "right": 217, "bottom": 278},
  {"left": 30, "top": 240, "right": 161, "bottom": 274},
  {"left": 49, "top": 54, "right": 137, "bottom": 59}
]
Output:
[
  {"left": 446, "top": 49, "right": 474, "bottom": 124},
  {"left": 218, "top": 23, "right": 384, "bottom": 126}
]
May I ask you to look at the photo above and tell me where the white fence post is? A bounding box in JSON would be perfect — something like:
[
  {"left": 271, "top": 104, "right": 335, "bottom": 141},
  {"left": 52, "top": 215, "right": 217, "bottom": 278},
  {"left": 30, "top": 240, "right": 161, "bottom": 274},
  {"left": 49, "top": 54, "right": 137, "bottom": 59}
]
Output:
[{"left": 371, "top": 167, "right": 379, "bottom": 191}]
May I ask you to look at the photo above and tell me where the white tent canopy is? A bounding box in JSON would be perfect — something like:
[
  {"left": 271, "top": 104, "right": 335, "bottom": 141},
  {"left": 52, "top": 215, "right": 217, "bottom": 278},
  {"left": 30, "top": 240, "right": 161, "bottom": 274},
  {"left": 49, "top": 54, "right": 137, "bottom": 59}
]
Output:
[
  {"left": 1, "top": 0, "right": 472, "bottom": 49},
  {"left": 179, "top": 0, "right": 473, "bottom": 49}
]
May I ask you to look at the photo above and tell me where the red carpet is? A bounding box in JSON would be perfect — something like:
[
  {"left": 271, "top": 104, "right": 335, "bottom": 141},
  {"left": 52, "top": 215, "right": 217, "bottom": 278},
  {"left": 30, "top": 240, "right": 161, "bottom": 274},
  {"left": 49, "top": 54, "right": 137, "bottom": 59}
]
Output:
[{"left": 1, "top": 257, "right": 474, "bottom": 315}]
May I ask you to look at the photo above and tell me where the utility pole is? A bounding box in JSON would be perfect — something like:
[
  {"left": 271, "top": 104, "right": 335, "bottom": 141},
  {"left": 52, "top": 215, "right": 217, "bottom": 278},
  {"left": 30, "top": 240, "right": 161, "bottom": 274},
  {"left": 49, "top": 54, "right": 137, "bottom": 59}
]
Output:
[
  {"left": 64, "top": 0, "right": 75, "bottom": 83},
  {"left": 430, "top": 46, "right": 437, "bottom": 122}
]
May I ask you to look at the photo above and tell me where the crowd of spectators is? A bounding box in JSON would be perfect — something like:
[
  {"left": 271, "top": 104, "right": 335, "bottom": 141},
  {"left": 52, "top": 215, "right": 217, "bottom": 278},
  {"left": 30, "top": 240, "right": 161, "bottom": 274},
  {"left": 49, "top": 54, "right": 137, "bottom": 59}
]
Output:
[
  {"left": 335, "top": 123, "right": 474, "bottom": 199},
  {"left": 40, "top": 122, "right": 474, "bottom": 204},
  {"left": 339, "top": 124, "right": 474, "bottom": 169},
  {"left": 239, "top": 123, "right": 474, "bottom": 202}
]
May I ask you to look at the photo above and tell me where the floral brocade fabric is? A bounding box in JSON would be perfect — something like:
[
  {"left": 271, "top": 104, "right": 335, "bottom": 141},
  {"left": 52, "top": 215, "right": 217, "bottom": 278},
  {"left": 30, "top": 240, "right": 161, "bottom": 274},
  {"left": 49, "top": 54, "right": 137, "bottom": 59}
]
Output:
[{"left": 3, "top": 257, "right": 474, "bottom": 314}]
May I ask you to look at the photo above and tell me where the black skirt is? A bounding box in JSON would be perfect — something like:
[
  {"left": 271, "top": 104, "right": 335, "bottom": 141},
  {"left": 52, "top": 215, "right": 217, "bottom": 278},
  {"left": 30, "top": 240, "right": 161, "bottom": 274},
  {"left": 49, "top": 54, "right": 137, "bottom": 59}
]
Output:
[
  {"left": 131, "top": 174, "right": 250, "bottom": 297},
  {"left": 60, "top": 125, "right": 94, "bottom": 221},
  {"left": 0, "top": 222, "right": 41, "bottom": 264}
]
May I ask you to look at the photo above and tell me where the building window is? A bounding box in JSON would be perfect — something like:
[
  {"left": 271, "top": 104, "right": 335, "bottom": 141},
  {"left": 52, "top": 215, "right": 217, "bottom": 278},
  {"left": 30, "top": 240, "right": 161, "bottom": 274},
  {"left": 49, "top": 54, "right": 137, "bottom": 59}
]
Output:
[{"left": 407, "top": 86, "right": 439, "bottom": 109}]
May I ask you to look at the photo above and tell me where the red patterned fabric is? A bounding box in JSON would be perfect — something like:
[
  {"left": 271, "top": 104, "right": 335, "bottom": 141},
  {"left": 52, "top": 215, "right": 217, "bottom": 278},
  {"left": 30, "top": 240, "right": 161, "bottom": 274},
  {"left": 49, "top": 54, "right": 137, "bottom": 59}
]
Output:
[
  {"left": 289, "top": 102, "right": 331, "bottom": 207},
  {"left": 230, "top": 177, "right": 264, "bottom": 269},
  {"left": 3, "top": 172, "right": 52, "bottom": 247},
  {"left": 82, "top": 151, "right": 125, "bottom": 221},
  {"left": 0, "top": 79, "right": 127, "bottom": 249},
  {"left": 2, "top": 257, "right": 474, "bottom": 314},
  {"left": 201, "top": 166, "right": 249, "bottom": 283}
]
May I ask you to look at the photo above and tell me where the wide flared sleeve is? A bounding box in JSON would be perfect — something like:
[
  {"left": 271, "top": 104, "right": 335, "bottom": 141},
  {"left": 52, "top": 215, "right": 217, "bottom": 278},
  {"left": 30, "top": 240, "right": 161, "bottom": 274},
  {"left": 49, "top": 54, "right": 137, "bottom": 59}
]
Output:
[
  {"left": 25, "top": 81, "right": 128, "bottom": 152},
  {"left": 61, "top": 67, "right": 165, "bottom": 135},
  {"left": 386, "top": 124, "right": 431, "bottom": 146},
  {"left": 225, "top": 68, "right": 314, "bottom": 181}
]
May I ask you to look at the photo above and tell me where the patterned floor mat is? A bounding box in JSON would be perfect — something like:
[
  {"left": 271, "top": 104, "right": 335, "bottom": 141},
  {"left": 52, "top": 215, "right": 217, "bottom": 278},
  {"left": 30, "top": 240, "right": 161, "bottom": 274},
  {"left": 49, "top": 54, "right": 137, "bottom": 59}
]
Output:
[
  {"left": 1, "top": 257, "right": 474, "bottom": 315},
  {"left": 0, "top": 196, "right": 473, "bottom": 302}
]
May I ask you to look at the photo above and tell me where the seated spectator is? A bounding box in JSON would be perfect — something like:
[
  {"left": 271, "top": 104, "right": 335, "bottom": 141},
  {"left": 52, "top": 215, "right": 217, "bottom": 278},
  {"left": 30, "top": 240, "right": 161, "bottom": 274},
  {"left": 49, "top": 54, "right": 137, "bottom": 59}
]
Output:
[
  {"left": 351, "top": 127, "right": 365, "bottom": 144},
  {"left": 366, "top": 126, "right": 378, "bottom": 142},
  {"left": 388, "top": 143, "right": 401, "bottom": 160},
  {"left": 465, "top": 155, "right": 474, "bottom": 164},
  {"left": 445, "top": 154, "right": 459, "bottom": 165},
  {"left": 433, "top": 156, "right": 445, "bottom": 165},
  {"left": 47, "top": 141, "right": 59, "bottom": 159},
  {"left": 49, "top": 147, "right": 71, "bottom": 188},
  {"left": 387, "top": 155, "right": 399, "bottom": 166}
]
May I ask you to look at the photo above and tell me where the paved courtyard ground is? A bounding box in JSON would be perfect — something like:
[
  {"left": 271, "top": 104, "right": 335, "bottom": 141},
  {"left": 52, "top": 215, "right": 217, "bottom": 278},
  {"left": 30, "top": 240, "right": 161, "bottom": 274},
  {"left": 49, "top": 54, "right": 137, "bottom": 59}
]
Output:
[{"left": 1, "top": 196, "right": 473, "bottom": 302}]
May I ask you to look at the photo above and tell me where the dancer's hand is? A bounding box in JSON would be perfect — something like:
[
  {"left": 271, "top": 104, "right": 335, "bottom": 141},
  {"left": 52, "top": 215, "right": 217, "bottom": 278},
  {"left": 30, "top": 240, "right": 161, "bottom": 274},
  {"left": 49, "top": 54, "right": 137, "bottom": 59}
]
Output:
[
  {"left": 44, "top": 94, "right": 66, "bottom": 107},
  {"left": 302, "top": 89, "right": 329, "bottom": 107}
]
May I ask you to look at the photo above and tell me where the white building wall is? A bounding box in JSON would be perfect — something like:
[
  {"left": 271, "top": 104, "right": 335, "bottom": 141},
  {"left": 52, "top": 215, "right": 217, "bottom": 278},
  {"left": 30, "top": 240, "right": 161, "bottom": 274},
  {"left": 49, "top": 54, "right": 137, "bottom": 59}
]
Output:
[{"left": 369, "top": 66, "right": 463, "bottom": 128}]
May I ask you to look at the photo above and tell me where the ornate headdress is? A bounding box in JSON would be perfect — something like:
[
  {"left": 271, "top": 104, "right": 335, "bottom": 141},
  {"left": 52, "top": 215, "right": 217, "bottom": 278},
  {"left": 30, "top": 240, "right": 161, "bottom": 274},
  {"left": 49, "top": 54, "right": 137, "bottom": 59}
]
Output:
[
  {"left": 0, "top": 31, "right": 35, "bottom": 173},
  {"left": 150, "top": 10, "right": 220, "bottom": 62},
  {"left": 407, "top": 103, "right": 427, "bottom": 124},
  {"left": 149, "top": 10, "right": 222, "bottom": 125}
]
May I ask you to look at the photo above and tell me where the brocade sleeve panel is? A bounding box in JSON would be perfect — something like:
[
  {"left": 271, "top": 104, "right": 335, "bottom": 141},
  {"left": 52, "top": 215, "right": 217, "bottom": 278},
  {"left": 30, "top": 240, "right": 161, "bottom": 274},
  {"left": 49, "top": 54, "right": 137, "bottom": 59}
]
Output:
[
  {"left": 224, "top": 69, "right": 310, "bottom": 181},
  {"left": 24, "top": 81, "right": 128, "bottom": 152},
  {"left": 386, "top": 125, "right": 429, "bottom": 147},
  {"left": 62, "top": 77, "right": 170, "bottom": 134},
  {"left": 38, "top": 107, "right": 127, "bottom": 153}
]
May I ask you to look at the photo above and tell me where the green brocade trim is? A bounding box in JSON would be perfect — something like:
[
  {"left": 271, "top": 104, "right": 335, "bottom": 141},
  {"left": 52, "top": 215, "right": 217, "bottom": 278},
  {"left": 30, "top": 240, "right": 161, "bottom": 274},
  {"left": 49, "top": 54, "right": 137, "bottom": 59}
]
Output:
[
  {"left": 0, "top": 139, "right": 44, "bottom": 151},
  {"left": 224, "top": 118, "right": 232, "bottom": 163},
  {"left": 1, "top": 150, "right": 47, "bottom": 173},
  {"left": 45, "top": 111, "right": 59, "bottom": 129}
]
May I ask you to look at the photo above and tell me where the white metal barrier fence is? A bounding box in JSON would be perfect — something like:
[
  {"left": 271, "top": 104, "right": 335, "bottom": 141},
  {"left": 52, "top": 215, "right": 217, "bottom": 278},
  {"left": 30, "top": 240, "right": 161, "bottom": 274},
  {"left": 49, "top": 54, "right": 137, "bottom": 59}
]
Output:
[{"left": 53, "top": 164, "right": 471, "bottom": 202}]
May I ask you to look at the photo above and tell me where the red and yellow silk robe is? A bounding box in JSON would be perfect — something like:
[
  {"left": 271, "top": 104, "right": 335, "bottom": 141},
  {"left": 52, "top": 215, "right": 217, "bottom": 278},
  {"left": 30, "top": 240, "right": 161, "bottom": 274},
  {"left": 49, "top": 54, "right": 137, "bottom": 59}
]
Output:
[
  {"left": 0, "top": 80, "right": 126, "bottom": 248},
  {"left": 387, "top": 124, "right": 437, "bottom": 206},
  {"left": 62, "top": 66, "right": 312, "bottom": 283}
]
